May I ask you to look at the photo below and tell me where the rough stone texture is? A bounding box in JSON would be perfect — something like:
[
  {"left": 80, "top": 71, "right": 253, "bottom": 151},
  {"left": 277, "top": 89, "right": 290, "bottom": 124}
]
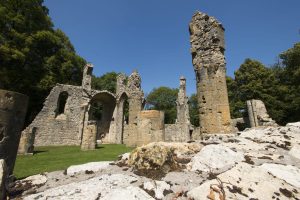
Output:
[
  {"left": 187, "top": 162, "right": 299, "bottom": 200},
  {"left": 165, "top": 76, "right": 192, "bottom": 142},
  {"left": 128, "top": 142, "right": 202, "bottom": 172},
  {"left": 261, "top": 163, "right": 300, "bottom": 188},
  {"left": 11, "top": 122, "right": 300, "bottom": 200},
  {"left": 0, "top": 89, "right": 28, "bottom": 175},
  {"left": 0, "top": 159, "right": 7, "bottom": 200},
  {"left": 18, "top": 126, "right": 36, "bottom": 155},
  {"left": 23, "top": 174, "right": 154, "bottom": 200},
  {"left": 22, "top": 64, "right": 117, "bottom": 147},
  {"left": 142, "top": 181, "right": 171, "bottom": 199},
  {"left": 81, "top": 121, "right": 97, "bottom": 150},
  {"left": 81, "top": 63, "right": 93, "bottom": 91},
  {"left": 66, "top": 161, "right": 111, "bottom": 175},
  {"left": 187, "top": 144, "right": 244, "bottom": 174},
  {"left": 289, "top": 144, "right": 300, "bottom": 160},
  {"left": 189, "top": 11, "right": 232, "bottom": 134},
  {"left": 247, "top": 99, "right": 278, "bottom": 127}
]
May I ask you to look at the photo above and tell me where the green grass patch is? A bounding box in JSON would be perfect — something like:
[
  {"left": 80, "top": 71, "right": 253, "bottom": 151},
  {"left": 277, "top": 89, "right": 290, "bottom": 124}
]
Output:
[{"left": 14, "top": 144, "right": 133, "bottom": 179}]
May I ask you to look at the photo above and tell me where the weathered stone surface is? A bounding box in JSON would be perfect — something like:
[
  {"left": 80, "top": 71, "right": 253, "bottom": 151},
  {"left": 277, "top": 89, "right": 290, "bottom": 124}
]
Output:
[
  {"left": 81, "top": 121, "right": 97, "bottom": 150},
  {"left": 18, "top": 126, "right": 36, "bottom": 155},
  {"left": 23, "top": 174, "right": 48, "bottom": 186},
  {"left": 128, "top": 142, "right": 202, "bottom": 172},
  {"left": 66, "top": 161, "right": 112, "bottom": 175},
  {"left": 261, "top": 163, "right": 300, "bottom": 188},
  {"left": 23, "top": 174, "right": 153, "bottom": 200},
  {"left": 187, "top": 144, "right": 244, "bottom": 173},
  {"left": 289, "top": 144, "right": 300, "bottom": 160},
  {"left": 189, "top": 11, "right": 232, "bottom": 134},
  {"left": 247, "top": 99, "right": 277, "bottom": 127},
  {"left": 0, "top": 89, "right": 28, "bottom": 175},
  {"left": 165, "top": 76, "right": 192, "bottom": 142},
  {"left": 0, "top": 159, "right": 7, "bottom": 200},
  {"left": 187, "top": 162, "right": 299, "bottom": 200},
  {"left": 142, "top": 181, "right": 171, "bottom": 199}
]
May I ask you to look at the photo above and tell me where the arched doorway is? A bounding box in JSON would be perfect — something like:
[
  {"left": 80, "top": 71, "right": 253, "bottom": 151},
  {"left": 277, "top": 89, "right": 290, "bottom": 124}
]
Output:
[{"left": 88, "top": 92, "right": 116, "bottom": 141}]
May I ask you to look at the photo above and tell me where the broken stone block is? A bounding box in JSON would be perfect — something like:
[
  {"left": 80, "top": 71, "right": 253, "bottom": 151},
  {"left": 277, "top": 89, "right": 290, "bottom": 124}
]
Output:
[
  {"left": 246, "top": 99, "right": 277, "bottom": 127},
  {"left": 0, "top": 89, "right": 28, "bottom": 175},
  {"left": 18, "top": 127, "right": 37, "bottom": 155}
]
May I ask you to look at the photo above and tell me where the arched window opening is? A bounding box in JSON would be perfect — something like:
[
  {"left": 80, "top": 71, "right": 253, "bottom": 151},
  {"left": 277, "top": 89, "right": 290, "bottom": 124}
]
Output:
[
  {"left": 89, "top": 102, "right": 103, "bottom": 121},
  {"left": 57, "top": 92, "right": 68, "bottom": 115}
]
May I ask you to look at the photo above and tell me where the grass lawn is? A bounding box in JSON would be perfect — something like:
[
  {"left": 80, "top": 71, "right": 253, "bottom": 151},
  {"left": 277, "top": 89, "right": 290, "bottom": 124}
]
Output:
[{"left": 14, "top": 144, "right": 133, "bottom": 179}]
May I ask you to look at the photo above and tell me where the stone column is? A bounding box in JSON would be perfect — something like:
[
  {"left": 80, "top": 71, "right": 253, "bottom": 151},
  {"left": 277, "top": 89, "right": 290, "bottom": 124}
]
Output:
[
  {"left": 176, "top": 76, "right": 190, "bottom": 124},
  {"left": 0, "top": 89, "right": 28, "bottom": 175},
  {"left": 189, "top": 11, "right": 232, "bottom": 134},
  {"left": 82, "top": 63, "right": 93, "bottom": 91},
  {"left": 81, "top": 121, "right": 97, "bottom": 150},
  {"left": 127, "top": 70, "right": 144, "bottom": 125},
  {"left": 246, "top": 100, "right": 256, "bottom": 127}
]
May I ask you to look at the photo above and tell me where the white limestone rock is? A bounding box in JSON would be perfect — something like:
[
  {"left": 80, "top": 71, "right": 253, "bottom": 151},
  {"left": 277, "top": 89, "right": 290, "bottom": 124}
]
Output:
[
  {"left": 0, "top": 159, "right": 7, "bottom": 200},
  {"left": 23, "top": 173, "right": 153, "bottom": 200},
  {"left": 261, "top": 163, "right": 300, "bottom": 188},
  {"left": 187, "top": 162, "right": 300, "bottom": 200},
  {"left": 66, "top": 161, "right": 111, "bottom": 175},
  {"left": 289, "top": 144, "right": 300, "bottom": 160},
  {"left": 187, "top": 144, "right": 244, "bottom": 173},
  {"left": 23, "top": 174, "right": 47, "bottom": 186},
  {"left": 143, "top": 181, "right": 171, "bottom": 199},
  {"left": 287, "top": 122, "right": 300, "bottom": 129}
]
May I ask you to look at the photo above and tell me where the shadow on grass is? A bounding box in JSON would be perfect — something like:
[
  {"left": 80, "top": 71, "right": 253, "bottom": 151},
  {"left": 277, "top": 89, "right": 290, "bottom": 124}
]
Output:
[
  {"left": 95, "top": 146, "right": 104, "bottom": 149},
  {"left": 33, "top": 150, "right": 48, "bottom": 154}
]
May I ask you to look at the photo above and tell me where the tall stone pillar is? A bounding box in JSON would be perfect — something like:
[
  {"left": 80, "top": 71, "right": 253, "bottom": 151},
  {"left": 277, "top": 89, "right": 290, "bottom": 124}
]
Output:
[
  {"left": 176, "top": 76, "right": 190, "bottom": 124},
  {"left": 127, "top": 70, "right": 144, "bottom": 125},
  {"left": 81, "top": 121, "right": 97, "bottom": 150},
  {"left": 189, "top": 11, "right": 232, "bottom": 134},
  {"left": 0, "top": 89, "right": 28, "bottom": 175},
  {"left": 82, "top": 63, "right": 93, "bottom": 90}
]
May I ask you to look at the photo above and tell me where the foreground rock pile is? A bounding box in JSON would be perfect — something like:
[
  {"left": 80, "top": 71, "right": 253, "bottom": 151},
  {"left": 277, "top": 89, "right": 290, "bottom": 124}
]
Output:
[{"left": 9, "top": 122, "right": 300, "bottom": 199}]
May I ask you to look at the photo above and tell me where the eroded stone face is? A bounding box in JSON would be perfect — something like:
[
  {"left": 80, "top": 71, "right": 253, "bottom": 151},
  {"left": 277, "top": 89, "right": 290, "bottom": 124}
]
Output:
[
  {"left": 189, "top": 11, "right": 232, "bottom": 134},
  {"left": 0, "top": 89, "right": 28, "bottom": 175}
]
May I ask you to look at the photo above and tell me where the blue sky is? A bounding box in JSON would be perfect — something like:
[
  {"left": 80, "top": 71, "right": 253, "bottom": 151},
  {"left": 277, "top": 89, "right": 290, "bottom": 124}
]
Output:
[{"left": 44, "top": 0, "right": 300, "bottom": 95}]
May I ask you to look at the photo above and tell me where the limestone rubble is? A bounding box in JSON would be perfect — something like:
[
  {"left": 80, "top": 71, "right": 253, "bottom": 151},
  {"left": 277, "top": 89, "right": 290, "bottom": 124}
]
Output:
[{"left": 10, "top": 122, "right": 300, "bottom": 200}]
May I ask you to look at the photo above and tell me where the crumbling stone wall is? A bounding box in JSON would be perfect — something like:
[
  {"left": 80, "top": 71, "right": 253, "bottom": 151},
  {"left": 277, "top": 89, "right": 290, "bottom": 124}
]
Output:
[
  {"left": 20, "top": 64, "right": 116, "bottom": 147},
  {"left": 0, "top": 89, "right": 28, "bottom": 174},
  {"left": 165, "top": 76, "right": 192, "bottom": 142},
  {"left": 247, "top": 99, "right": 277, "bottom": 127},
  {"left": 123, "top": 110, "right": 165, "bottom": 147},
  {"left": 189, "top": 11, "right": 232, "bottom": 134}
]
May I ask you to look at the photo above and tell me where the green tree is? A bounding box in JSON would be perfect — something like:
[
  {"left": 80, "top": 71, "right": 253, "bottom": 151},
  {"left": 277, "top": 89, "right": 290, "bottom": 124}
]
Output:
[
  {"left": 276, "top": 42, "right": 300, "bottom": 123},
  {"left": 0, "top": 0, "right": 86, "bottom": 123},
  {"left": 146, "top": 87, "right": 178, "bottom": 124},
  {"left": 91, "top": 72, "right": 118, "bottom": 93},
  {"left": 229, "top": 59, "right": 285, "bottom": 124},
  {"left": 188, "top": 93, "right": 199, "bottom": 126}
]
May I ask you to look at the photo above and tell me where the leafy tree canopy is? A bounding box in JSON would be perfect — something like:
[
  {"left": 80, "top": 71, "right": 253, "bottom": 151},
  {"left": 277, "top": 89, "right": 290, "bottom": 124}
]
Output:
[
  {"left": 0, "top": 0, "right": 86, "bottom": 123},
  {"left": 146, "top": 86, "right": 178, "bottom": 124},
  {"left": 91, "top": 72, "right": 118, "bottom": 93}
]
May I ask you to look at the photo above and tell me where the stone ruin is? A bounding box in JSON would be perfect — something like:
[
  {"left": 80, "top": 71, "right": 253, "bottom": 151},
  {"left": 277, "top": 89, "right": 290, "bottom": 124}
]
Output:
[
  {"left": 189, "top": 11, "right": 233, "bottom": 134},
  {"left": 17, "top": 11, "right": 279, "bottom": 153},
  {"left": 0, "top": 89, "right": 28, "bottom": 199}
]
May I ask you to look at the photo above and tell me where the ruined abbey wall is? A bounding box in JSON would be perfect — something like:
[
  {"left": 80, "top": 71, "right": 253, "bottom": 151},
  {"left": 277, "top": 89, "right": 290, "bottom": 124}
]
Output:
[{"left": 189, "top": 11, "right": 232, "bottom": 134}]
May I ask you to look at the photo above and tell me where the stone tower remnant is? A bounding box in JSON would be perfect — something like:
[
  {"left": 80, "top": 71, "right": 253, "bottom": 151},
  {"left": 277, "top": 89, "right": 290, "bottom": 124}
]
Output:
[
  {"left": 189, "top": 11, "right": 232, "bottom": 134},
  {"left": 0, "top": 89, "right": 28, "bottom": 175},
  {"left": 82, "top": 63, "right": 93, "bottom": 91},
  {"left": 176, "top": 76, "right": 190, "bottom": 124}
]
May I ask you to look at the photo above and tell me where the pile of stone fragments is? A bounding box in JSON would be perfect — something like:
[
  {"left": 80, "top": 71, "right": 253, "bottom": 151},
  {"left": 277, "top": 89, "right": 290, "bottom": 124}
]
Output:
[{"left": 2, "top": 122, "right": 299, "bottom": 200}]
